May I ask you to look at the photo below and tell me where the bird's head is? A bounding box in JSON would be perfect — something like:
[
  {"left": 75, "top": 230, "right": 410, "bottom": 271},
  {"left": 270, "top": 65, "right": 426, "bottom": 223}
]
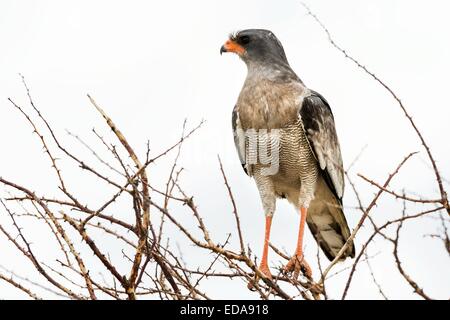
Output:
[{"left": 220, "top": 29, "right": 289, "bottom": 67}]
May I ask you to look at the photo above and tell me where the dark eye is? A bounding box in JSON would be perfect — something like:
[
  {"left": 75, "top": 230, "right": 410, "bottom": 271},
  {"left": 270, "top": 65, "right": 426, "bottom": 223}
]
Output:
[{"left": 238, "top": 35, "right": 250, "bottom": 45}]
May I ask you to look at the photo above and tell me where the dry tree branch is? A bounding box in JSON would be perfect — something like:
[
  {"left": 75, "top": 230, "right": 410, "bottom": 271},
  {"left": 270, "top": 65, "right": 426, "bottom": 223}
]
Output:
[
  {"left": 0, "top": 273, "right": 42, "bottom": 300},
  {"left": 359, "top": 175, "right": 442, "bottom": 204},
  {"left": 392, "top": 202, "right": 431, "bottom": 300},
  {"left": 0, "top": 264, "right": 68, "bottom": 299},
  {"left": 364, "top": 251, "right": 388, "bottom": 300},
  {"left": 218, "top": 156, "right": 245, "bottom": 254},
  {"left": 0, "top": 197, "right": 83, "bottom": 299},
  {"left": 341, "top": 205, "right": 444, "bottom": 299}
]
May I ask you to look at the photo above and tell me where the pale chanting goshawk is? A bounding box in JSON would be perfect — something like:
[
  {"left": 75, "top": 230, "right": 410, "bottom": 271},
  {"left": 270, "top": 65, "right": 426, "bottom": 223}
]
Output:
[{"left": 221, "top": 29, "right": 355, "bottom": 280}]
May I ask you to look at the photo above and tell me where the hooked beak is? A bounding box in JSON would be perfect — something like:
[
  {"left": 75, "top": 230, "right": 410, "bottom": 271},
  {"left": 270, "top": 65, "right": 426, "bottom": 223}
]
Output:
[{"left": 220, "top": 39, "right": 245, "bottom": 55}]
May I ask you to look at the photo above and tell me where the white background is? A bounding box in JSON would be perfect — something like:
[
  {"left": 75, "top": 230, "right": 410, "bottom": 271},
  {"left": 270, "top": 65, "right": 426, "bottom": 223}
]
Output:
[{"left": 0, "top": 0, "right": 449, "bottom": 299}]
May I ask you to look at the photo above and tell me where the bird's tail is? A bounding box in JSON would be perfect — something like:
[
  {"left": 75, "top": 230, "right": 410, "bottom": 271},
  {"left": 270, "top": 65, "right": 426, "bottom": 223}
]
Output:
[{"left": 306, "top": 177, "right": 355, "bottom": 261}]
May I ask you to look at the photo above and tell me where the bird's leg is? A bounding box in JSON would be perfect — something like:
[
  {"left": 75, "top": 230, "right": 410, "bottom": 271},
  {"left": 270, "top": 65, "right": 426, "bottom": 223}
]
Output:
[
  {"left": 248, "top": 215, "right": 273, "bottom": 290},
  {"left": 258, "top": 215, "right": 273, "bottom": 279},
  {"left": 284, "top": 207, "right": 312, "bottom": 279}
]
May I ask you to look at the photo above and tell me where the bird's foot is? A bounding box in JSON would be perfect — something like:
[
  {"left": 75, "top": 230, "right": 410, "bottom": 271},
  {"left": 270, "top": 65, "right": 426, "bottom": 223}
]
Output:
[
  {"left": 258, "top": 263, "right": 273, "bottom": 280},
  {"left": 284, "top": 254, "right": 312, "bottom": 279},
  {"left": 247, "top": 263, "right": 272, "bottom": 290}
]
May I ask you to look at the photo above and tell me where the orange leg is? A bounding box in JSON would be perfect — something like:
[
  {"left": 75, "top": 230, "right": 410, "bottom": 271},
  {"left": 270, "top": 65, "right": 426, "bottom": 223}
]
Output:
[
  {"left": 248, "top": 215, "right": 273, "bottom": 289},
  {"left": 259, "top": 215, "right": 273, "bottom": 279},
  {"left": 296, "top": 207, "right": 307, "bottom": 255},
  {"left": 284, "top": 207, "right": 312, "bottom": 279}
]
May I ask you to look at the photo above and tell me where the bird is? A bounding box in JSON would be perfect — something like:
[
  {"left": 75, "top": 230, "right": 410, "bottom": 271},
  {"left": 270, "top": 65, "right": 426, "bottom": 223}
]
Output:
[{"left": 220, "top": 29, "right": 355, "bottom": 280}]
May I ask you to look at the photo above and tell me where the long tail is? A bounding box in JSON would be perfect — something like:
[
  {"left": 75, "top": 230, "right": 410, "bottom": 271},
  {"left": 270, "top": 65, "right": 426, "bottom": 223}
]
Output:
[{"left": 307, "top": 177, "right": 355, "bottom": 261}]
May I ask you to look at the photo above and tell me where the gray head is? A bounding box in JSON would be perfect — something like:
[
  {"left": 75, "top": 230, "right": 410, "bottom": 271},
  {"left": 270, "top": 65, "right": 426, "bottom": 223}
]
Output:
[{"left": 220, "top": 29, "right": 289, "bottom": 67}]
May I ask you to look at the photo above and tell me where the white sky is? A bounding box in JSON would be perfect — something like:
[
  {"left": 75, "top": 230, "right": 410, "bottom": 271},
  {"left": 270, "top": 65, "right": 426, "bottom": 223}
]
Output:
[{"left": 0, "top": 0, "right": 449, "bottom": 299}]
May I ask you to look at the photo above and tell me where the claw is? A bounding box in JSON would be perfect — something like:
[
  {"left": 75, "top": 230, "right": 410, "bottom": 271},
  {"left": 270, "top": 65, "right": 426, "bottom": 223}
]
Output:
[
  {"left": 284, "top": 254, "right": 312, "bottom": 279},
  {"left": 247, "top": 264, "right": 273, "bottom": 290},
  {"left": 259, "top": 264, "right": 273, "bottom": 280}
]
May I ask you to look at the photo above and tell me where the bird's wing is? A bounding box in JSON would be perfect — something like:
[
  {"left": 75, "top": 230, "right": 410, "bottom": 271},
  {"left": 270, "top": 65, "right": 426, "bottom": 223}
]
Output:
[
  {"left": 300, "top": 91, "right": 344, "bottom": 200},
  {"left": 300, "top": 91, "right": 354, "bottom": 260},
  {"left": 232, "top": 105, "right": 249, "bottom": 175}
]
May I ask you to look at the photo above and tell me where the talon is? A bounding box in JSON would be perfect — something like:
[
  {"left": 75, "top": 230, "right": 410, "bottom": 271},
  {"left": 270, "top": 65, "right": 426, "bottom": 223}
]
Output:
[
  {"left": 259, "top": 264, "right": 273, "bottom": 280},
  {"left": 248, "top": 215, "right": 273, "bottom": 290},
  {"left": 284, "top": 254, "right": 312, "bottom": 279},
  {"left": 247, "top": 280, "right": 256, "bottom": 290},
  {"left": 247, "top": 264, "right": 273, "bottom": 290}
]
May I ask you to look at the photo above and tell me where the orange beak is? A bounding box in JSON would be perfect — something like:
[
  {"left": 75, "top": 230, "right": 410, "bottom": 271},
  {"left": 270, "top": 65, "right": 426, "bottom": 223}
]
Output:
[{"left": 220, "top": 39, "right": 245, "bottom": 55}]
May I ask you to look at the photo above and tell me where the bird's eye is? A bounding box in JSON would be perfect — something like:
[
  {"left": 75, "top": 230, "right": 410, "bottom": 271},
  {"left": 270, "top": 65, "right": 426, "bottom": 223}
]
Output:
[{"left": 238, "top": 35, "right": 250, "bottom": 45}]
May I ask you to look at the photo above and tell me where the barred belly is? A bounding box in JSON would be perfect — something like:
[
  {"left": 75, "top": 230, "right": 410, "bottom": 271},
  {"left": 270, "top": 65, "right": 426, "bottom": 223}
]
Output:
[{"left": 249, "top": 120, "right": 319, "bottom": 210}]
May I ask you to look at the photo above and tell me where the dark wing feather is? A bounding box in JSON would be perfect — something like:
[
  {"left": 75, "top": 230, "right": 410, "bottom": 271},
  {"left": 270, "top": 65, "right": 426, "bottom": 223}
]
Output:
[
  {"left": 232, "top": 106, "right": 249, "bottom": 175},
  {"left": 300, "top": 91, "right": 344, "bottom": 200},
  {"left": 300, "top": 91, "right": 355, "bottom": 260}
]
